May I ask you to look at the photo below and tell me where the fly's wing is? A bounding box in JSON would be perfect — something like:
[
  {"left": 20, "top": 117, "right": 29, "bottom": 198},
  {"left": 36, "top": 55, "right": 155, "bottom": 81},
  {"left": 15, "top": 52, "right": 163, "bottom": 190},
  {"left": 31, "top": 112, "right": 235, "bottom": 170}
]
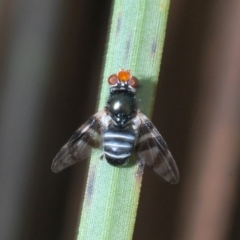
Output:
[
  {"left": 51, "top": 111, "right": 104, "bottom": 173},
  {"left": 136, "top": 113, "right": 179, "bottom": 184}
]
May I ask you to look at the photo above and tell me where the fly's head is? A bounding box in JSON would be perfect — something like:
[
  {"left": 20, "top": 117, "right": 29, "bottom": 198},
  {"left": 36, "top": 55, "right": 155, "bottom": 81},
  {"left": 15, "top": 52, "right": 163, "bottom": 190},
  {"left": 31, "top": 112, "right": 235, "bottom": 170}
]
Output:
[{"left": 108, "top": 69, "right": 139, "bottom": 93}]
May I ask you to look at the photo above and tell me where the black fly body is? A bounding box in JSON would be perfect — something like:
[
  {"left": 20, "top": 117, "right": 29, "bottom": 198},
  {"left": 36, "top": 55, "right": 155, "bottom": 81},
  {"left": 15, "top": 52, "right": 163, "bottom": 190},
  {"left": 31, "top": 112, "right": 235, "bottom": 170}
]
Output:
[{"left": 51, "top": 70, "right": 179, "bottom": 184}]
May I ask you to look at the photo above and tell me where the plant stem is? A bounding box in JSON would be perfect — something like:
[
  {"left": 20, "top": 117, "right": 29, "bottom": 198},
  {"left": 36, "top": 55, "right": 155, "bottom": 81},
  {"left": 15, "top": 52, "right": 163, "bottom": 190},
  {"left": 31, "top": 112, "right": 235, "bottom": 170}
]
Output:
[{"left": 78, "top": 0, "right": 170, "bottom": 239}]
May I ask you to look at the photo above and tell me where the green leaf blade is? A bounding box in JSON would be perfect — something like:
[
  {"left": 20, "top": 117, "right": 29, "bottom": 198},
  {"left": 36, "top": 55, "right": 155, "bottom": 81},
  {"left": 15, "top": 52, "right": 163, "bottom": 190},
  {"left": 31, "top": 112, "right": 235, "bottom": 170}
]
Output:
[{"left": 78, "top": 0, "right": 170, "bottom": 239}]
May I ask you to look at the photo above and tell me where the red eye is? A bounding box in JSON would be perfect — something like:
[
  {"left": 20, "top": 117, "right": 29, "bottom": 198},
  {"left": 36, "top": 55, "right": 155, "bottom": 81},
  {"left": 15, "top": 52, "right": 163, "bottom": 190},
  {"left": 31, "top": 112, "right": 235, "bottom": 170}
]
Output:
[
  {"left": 128, "top": 76, "right": 139, "bottom": 88},
  {"left": 108, "top": 74, "right": 119, "bottom": 85}
]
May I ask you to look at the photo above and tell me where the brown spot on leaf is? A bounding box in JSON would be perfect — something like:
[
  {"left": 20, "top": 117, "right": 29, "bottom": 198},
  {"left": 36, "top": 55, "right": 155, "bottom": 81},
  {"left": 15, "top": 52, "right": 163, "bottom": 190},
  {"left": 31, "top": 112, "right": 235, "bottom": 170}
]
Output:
[
  {"left": 151, "top": 39, "right": 157, "bottom": 55},
  {"left": 86, "top": 166, "right": 96, "bottom": 205}
]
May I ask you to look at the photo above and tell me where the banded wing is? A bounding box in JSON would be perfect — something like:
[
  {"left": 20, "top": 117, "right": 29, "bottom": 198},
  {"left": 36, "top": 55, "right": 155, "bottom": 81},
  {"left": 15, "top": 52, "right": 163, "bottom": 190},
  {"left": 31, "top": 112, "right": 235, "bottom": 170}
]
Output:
[
  {"left": 51, "top": 111, "right": 104, "bottom": 173},
  {"left": 136, "top": 113, "right": 179, "bottom": 184}
]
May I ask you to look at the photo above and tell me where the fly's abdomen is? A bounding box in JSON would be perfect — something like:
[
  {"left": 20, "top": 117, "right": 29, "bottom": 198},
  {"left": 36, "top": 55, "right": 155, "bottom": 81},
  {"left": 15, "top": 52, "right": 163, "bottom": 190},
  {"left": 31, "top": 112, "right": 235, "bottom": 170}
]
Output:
[{"left": 103, "top": 126, "right": 136, "bottom": 166}]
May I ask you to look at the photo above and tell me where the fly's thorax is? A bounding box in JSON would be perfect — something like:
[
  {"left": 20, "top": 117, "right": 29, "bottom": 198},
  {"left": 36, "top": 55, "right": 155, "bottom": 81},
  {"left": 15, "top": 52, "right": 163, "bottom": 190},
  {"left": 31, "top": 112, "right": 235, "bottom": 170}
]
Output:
[{"left": 106, "top": 90, "right": 137, "bottom": 127}]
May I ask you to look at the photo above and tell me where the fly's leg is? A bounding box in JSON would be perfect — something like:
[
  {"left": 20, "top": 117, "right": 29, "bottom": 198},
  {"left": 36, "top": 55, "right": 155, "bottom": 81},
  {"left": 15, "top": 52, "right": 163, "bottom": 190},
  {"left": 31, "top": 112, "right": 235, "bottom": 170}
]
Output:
[
  {"left": 136, "top": 158, "right": 145, "bottom": 177},
  {"left": 99, "top": 153, "right": 105, "bottom": 160}
]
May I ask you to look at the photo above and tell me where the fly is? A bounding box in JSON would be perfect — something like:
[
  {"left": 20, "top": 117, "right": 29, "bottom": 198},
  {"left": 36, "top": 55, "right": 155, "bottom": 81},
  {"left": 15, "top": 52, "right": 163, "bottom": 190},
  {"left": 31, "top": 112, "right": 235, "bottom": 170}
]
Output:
[{"left": 51, "top": 70, "right": 179, "bottom": 184}]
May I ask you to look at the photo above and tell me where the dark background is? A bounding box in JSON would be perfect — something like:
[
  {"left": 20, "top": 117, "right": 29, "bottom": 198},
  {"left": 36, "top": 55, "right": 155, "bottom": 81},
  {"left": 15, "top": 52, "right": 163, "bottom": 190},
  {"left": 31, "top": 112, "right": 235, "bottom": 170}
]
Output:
[{"left": 0, "top": 1, "right": 240, "bottom": 240}]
